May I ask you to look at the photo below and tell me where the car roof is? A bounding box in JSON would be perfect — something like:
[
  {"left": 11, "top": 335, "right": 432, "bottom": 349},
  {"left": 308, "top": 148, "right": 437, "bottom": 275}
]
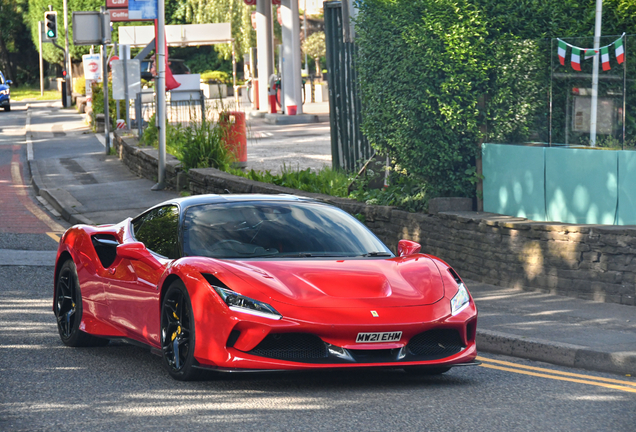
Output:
[{"left": 149, "top": 194, "right": 318, "bottom": 214}]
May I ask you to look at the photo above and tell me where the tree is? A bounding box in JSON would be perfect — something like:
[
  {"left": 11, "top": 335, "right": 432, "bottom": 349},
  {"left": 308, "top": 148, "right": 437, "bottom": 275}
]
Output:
[
  {"left": 0, "top": 0, "right": 29, "bottom": 81},
  {"left": 302, "top": 31, "right": 325, "bottom": 77}
]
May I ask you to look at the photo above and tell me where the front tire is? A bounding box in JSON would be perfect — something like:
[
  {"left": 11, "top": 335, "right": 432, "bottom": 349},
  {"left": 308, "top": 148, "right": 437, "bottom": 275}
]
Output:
[
  {"left": 54, "top": 259, "right": 108, "bottom": 347},
  {"left": 161, "top": 280, "right": 201, "bottom": 381},
  {"left": 3, "top": 105, "right": 9, "bottom": 112}
]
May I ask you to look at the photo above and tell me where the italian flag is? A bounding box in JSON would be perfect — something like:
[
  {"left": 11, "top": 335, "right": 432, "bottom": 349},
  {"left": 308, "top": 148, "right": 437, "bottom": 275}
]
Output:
[
  {"left": 615, "top": 38, "right": 624, "bottom": 64},
  {"left": 558, "top": 40, "right": 567, "bottom": 65},
  {"left": 584, "top": 49, "right": 598, "bottom": 59},
  {"left": 571, "top": 47, "right": 581, "bottom": 71},
  {"left": 601, "top": 46, "right": 611, "bottom": 71}
]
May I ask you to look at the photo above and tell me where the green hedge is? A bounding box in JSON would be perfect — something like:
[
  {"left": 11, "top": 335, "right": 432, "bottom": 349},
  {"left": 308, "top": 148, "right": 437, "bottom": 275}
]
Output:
[
  {"left": 355, "top": 0, "right": 636, "bottom": 199},
  {"left": 356, "top": 0, "right": 489, "bottom": 198}
]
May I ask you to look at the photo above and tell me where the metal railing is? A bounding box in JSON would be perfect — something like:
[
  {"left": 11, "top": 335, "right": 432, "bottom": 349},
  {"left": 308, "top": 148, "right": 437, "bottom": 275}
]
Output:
[{"left": 131, "top": 89, "right": 242, "bottom": 137}]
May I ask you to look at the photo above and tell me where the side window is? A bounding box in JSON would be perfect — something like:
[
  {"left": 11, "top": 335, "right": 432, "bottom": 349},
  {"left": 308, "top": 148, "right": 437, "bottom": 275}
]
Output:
[{"left": 132, "top": 205, "right": 180, "bottom": 259}]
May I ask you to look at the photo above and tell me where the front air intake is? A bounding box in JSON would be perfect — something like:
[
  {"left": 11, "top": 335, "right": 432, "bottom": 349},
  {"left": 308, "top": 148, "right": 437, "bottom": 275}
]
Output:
[
  {"left": 407, "top": 329, "right": 464, "bottom": 359},
  {"left": 248, "top": 333, "right": 328, "bottom": 360}
]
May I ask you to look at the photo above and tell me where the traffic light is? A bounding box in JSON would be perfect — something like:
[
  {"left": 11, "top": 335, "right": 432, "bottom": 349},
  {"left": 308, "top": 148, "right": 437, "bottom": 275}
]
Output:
[{"left": 44, "top": 11, "right": 57, "bottom": 40}]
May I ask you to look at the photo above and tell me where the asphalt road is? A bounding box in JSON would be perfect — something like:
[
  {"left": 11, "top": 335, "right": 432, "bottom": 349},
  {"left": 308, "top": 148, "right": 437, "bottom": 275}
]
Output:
[{"left": 1, "top": 103, "right": 636, "bottom": 431}]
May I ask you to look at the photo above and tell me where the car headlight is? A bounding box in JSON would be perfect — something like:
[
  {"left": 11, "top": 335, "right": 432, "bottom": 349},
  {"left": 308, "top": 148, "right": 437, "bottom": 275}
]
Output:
[
  {"left": 451, "top": 282, "right": 470, "bottom": 315},
  {"left": 0, "top": 89, "right": 8, "bottom": 96},
  {"left": 213, "top": 286, "right": 282, "bottom": 320}
]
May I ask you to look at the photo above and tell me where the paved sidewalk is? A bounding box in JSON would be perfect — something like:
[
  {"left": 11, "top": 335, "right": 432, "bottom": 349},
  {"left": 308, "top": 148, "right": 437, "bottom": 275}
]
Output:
[{"left": 25, "top": 101, "right": 636, "bottom": 376}]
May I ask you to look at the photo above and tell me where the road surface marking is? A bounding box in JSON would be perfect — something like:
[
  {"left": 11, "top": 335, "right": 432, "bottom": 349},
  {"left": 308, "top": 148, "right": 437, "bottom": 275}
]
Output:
[
  {"left": 478, "top": 356, "right": 636, "bottom": 393},
  {"left": 46, "top": 232, "right": 61, "bottom": 242},
  {"left": 10, "top": 161, "right": 65, "bottom": 232}
]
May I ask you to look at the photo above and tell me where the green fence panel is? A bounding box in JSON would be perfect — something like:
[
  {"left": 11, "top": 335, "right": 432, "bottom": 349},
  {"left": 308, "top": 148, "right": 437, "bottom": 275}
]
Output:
[
  {"left": 546, "top": 147, "right": 618, "bottom": 224},
  {"left": 617, "top": 151, "right": 636, "bottom": 225},
  {"left": 482, "top": 144, "right": 546, "bottom": 221}
]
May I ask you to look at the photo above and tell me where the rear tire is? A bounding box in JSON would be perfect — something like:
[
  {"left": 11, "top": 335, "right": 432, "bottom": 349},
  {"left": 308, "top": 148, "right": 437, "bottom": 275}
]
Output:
[
  {"left": 54, "top": 259, "right": 108, "bottom": 347},
  {"left": 161, "top": 280, "right": 201, "bottom": 381},
  {"left": 404, "top": 366, "right": 451, "bottom": 376}
]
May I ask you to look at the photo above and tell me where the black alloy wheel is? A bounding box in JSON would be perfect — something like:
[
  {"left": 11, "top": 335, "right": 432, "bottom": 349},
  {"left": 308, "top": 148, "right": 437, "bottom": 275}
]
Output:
[
  {"left": 161, "top": 280, "right": 200, "bottom": 381},
  {"left": 55, "top": 260, "right": 108, "bottom": 347}
]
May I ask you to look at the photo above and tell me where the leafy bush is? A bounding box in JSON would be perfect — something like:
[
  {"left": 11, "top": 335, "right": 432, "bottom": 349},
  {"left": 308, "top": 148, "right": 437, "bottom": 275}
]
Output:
[
  {"left": 140, "top": 115, "right": 234, "bottom": 171},
  {"left": 230, "top": 165, "right": 353, "bottom": 197},
  {"left": 90, "top": 81, "right": 123, "bottom": 128},
  {"left": 74, "top": 76, "right": 86, "bottom": 95},
  {"left": 200, "top": 70, "right": 231, "bottom": 84},
  {"left": 356, "top": 0, "right": 489, "bottom": 199}
]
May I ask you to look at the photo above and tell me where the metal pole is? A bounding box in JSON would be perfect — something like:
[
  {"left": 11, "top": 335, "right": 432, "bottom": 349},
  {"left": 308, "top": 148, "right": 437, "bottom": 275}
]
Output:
[
  {"left": 303, "top": 0, "right": 308, "bottom": 71},
  {"left": 64, "top": 0, "right": 72, "bottom": 107},
  {"left": 623, "top": 34, "right": 627, "bottom": 148},
  {"left": 590, "top": 0, "right": 603, "bottom": 147},
  {"left": 152, "top": 0, "right": 167, "bottom": 190},
  {"left": 38, "top": 21, "right": 44, "bottom": 96},
  {"left": 232, "top": 41, "right": 238, "bottom": 108},
  {"left": 122, "top": 44, "right": 130, "bottom": 129},
  {"left": 100, "top": 8, "right": 110, "bottom": 154}
]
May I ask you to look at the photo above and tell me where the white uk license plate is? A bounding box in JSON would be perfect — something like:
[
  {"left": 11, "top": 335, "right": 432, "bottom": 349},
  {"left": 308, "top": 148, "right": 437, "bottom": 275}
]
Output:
[{"left": 356, "top": 331, "right": 403, "bottom": 343}]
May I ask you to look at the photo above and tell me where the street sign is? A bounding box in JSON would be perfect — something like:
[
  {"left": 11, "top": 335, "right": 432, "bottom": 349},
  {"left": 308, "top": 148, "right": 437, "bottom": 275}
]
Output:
[
  {"left": 83, "top": 54, "right": 102, "bottom": 81},
  {"left": 106, "top": 0, "right": 128, "bottom": 7},
  {"left": 128, "top": 0, "right": 158, "bottom": 20},
  {"left": 72, "top": 11, "right": 111, "bottom": 45},
  {"left": 112, "top": 59, "right": 141, "bottom": 100},
  {"left": 109, "top": 9, "right": 130, "bottom": 21}
]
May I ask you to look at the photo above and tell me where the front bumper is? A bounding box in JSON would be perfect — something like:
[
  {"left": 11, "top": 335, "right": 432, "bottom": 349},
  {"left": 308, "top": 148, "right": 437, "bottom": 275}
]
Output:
[
  {"left": 192, "top": 299, "right": 478, "bottom": 371},
  {"left": 0, "top": 97, "right": 9, "bottom": 107}
]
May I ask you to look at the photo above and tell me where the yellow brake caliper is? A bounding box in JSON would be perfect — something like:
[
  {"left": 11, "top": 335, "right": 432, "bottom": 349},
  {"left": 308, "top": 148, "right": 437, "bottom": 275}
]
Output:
[{"left": 171, "top": 303, "right": 179, "bottom": 341}]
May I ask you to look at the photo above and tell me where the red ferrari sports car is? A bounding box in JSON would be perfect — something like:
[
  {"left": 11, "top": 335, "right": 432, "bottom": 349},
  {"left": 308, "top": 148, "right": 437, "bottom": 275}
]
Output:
[{"left": 53, "top": 194, "right": 478, "bottom": 380}]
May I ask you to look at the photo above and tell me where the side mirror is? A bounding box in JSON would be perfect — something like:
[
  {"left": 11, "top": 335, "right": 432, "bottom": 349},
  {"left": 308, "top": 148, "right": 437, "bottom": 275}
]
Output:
[
  {"left": 6, "top": 80, "right": 12, "bottom": 86},
  {"left": 116, "top": 242, "right": 149, "bottom": 261},
  {"left": 397, "top": 239, "right": 421, "bottom": 257},
  {"left": 115, "top": 241, "right": 162, "bottom": 269}
]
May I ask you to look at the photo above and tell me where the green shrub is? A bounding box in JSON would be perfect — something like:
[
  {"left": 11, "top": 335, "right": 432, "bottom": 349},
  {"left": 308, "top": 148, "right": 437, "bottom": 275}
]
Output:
[
  {"left": 230, "top": 165, "right": 352, "bottom": 197},
  {"left": 74, "top": 76, "right": 86, "bottom": 95},
  {"left": 140, "top": 116, "right": 234, "bottom": 171},
  {"left": 356, "top": 0, "right": 489, "bottom": 199},
  {"left": 91, "top": 81, "right": 123, "bottom": 129},
  {"left": 200, "top": 71, "right": 231, "bottom": 84}
]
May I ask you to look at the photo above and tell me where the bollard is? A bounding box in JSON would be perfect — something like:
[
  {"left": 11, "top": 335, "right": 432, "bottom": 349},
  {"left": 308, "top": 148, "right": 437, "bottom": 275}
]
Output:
[{"left": 219, "top": 111, "right": 247, "bottom": 168}]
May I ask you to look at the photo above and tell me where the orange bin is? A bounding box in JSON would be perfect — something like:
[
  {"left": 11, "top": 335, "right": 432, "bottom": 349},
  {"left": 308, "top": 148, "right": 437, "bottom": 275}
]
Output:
[{"left": 220, "top": 111, "right": 247, "bottom": 168}]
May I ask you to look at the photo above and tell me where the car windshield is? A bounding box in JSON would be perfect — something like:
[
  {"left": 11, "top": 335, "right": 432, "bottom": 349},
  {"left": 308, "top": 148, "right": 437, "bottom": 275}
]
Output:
[{"left": 183, "top": 201, "right": 393, "bottom": 259}]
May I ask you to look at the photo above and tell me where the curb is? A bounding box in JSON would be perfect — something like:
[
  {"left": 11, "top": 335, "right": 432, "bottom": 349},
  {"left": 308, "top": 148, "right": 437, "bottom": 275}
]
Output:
[
  {"left": 477, "top": 329, "right": 636, "bottom": 376},
  {"left": 29, "top": 161, "right": 95, "bottom": 226},
  {"left": 25, "top": 104, "right": 95, "bottom": 227},
  {"left": 264, "top": 113, "right": 320, "bottom": 125}
]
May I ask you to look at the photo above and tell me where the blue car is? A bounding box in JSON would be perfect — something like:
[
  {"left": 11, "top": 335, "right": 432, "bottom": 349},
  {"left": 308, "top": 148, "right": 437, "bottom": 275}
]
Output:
[{"left": 0, "top": 72, "right": 12, "bottom": 112}]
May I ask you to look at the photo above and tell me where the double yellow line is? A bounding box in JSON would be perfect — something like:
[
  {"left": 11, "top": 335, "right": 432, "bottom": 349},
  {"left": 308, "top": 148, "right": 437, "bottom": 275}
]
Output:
[{"left": 478, "top": 356, "right": 636, "bottom": 394}]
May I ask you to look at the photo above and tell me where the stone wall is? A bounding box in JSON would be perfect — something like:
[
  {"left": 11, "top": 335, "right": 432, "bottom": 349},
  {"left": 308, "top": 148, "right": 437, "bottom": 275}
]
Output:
[{"left": 113, "top": 132, "right": 636, "bottom": 306}]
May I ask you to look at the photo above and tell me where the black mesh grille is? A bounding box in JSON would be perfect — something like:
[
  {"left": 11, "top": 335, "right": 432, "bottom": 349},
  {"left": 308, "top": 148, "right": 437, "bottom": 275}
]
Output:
[
  {"left": 248, "top": 333, "right": 328, "bottom": 360},
  {"left": 407, "top": 329, "right": 464, "bottom": 359}
]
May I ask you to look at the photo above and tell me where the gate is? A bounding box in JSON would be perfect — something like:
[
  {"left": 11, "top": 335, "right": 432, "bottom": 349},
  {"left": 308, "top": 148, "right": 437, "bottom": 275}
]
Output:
[{"left": 324, "top": 1, "right": 372, "bottom": 172}]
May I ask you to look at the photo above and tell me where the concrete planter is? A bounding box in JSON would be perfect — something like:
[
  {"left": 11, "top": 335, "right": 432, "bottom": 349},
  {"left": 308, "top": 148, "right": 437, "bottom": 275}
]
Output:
[{"left": 201, "top": 83, "right": 227, "bottom": 99}]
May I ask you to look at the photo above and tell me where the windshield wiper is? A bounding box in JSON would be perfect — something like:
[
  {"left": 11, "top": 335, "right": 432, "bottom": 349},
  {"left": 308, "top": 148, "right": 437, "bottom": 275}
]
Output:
[
  {"left": 275, "top": 252, "right": 351, "bottom": 258},
  {"left": 359, "top": 252, "right": 393, "bottom": 257}
]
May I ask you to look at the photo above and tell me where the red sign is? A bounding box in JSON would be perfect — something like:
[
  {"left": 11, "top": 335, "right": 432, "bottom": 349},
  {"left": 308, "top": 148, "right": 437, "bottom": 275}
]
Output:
[
  {"left": 106, "top": 0, "right": 128, "bottom": 8},
  {"left": 243, "top": 0, "right": 256, "bottom": 5},
  {"left": 87, "top": 61, "right": 99, "bottom": 74},
  {"left": 109, "top": 9, "right": 130, "bottom": 21}
]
